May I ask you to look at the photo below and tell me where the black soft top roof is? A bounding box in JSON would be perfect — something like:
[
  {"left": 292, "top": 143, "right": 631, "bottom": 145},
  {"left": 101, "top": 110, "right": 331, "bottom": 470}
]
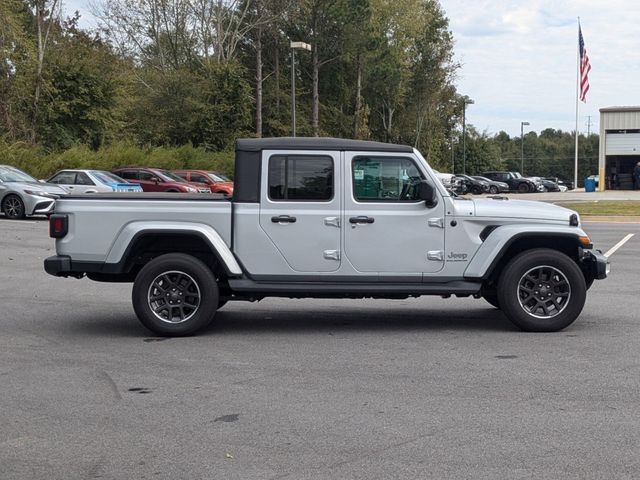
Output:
[{"left": 236, "top": 137, "right": 413, "bottom": 153}]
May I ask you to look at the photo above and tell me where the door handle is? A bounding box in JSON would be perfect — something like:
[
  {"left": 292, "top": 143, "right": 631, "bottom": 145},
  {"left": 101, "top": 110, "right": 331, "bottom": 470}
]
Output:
[
  {"left": 271, "top": 215, "right": 297, "bottom": 223},
  {"left": 349, "top": 216, "right": 375, "bottom": 224}
]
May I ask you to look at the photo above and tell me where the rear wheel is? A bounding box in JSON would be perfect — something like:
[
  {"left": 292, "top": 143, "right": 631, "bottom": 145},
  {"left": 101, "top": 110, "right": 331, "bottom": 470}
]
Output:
[
  {"left": 132, "top": 253, "right": 219, "bottom": 336},
  {"left": 497, "top": 249, "right": 586, "bottom": 332},
  {"left": 2, "top": 194, "right": 25, "bottom": 219}
]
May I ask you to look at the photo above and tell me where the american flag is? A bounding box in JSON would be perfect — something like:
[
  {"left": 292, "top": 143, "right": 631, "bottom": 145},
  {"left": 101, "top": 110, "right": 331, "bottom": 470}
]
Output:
[{"left": 579, "top": 25, "right": 591, "bottom": 103}]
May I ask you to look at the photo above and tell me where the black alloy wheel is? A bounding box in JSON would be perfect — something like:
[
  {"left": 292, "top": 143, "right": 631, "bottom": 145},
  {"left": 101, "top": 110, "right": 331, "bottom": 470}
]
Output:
[
  {"left": 132, "top": 253, "right": 219, "bottom": 336},
  {"left": 497, "top": 248, "right": 586, "bottom": 332}
]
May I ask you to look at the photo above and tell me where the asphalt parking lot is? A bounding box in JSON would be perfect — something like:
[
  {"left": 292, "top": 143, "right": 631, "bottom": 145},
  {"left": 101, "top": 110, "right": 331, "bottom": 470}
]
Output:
[{"left": 1, "top": 218, "right": 639, "bottom": 480}]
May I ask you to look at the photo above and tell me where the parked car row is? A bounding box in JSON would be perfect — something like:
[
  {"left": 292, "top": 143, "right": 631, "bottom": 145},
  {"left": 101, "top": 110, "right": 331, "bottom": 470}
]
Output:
[
  {"left": 433, "top": 170, "right": 574, "bottom": 195},
  {"left": 1, "top": 165, "right": 234, "bottom": 219}
]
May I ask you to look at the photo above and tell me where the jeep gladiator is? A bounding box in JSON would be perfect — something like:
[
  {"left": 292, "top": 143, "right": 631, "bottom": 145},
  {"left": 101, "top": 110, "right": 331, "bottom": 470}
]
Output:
[{"left": 44, "top": 138, "right": 609, "bottom": 336}]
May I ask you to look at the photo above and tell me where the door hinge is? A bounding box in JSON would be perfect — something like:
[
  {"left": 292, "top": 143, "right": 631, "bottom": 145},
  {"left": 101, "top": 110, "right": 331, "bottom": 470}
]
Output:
[
  {"left": 428, "top": 217, "right": 444, "bottom": 228},
  {"left": 323, "top": 250, "right": 341, "bottom": 261},
  {"left": 427, "top": 250, "right": 444, "bottom": 261},
  {"left": 324, "top": 217, "right": 340, "bottom": 228}
]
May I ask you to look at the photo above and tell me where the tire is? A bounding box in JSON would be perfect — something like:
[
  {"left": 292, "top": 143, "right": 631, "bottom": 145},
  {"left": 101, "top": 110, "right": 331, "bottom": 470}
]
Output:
[
  {"left": 2, "top": 194, "right": 26, "bottom": 219},
  {"left": 471, "top": 186, "right": 482, "bottom": 195},
  {"left": 489, "top": 186, "right": 498, "bottom": 194},
  {"left": 483, "top": 293, "right": 501, "bottom": 309},
  {"left": 497, "top": 248, "right": 586, "bottom": 332},
  {"left": 517, "top": 183, "right": 529, "bottom": 193},
  {"left": 132, "top": 253, "right": 219, "bottom": 336}
]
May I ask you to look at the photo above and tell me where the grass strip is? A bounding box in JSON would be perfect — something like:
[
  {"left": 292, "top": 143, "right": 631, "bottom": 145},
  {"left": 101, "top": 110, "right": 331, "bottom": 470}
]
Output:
[{"left": 558, "top": 201, "right": 640, "bottom": 216}]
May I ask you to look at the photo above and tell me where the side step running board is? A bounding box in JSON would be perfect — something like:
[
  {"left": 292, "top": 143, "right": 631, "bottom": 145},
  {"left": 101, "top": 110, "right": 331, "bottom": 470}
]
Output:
[{"left": 227, "top": 279, "right": 482, "bottom": 296}]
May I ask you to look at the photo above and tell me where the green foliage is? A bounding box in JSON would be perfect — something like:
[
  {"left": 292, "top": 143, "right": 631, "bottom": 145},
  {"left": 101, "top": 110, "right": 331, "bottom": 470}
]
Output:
[
  {"left": 127, "top": 61, "right": 252, "bottom": 150},
  {"left": 449, "top": 128, "right": 600, "bottom": 183},
  {"left": 0, "top": 0, "right": 596, "bottom": 188}
]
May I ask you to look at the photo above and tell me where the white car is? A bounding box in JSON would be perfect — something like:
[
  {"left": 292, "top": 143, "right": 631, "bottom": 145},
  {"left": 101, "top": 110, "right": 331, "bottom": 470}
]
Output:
[
  {"left": 47, "top": 170, "right": 143, "bottom": 194},
  {"left": 432, "top": 170, "right": 456, "bottom": 188}
]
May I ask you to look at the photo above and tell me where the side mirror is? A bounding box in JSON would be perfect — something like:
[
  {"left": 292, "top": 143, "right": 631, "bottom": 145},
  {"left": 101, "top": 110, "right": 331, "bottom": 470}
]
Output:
[{"left": 417, "top": 180, "right": 438, "bottom": 208}]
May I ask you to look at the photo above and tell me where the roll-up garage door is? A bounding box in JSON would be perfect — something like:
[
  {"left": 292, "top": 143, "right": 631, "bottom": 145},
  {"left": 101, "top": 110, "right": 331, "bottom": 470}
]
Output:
[{"left": 606, "top": 133, "right": 640, "bottom": 155}]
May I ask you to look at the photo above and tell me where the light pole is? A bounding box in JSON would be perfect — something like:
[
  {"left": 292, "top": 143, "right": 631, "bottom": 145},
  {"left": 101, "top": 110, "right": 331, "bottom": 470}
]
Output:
[
  {"left": 520, "top": 121, "right": 530, "bottom": 174},
  {"left": 290, "top": 41, "right": 311, "bottom": 137},
  {"left": 462, "top": 97, "right": 474, "bottom": 174}
]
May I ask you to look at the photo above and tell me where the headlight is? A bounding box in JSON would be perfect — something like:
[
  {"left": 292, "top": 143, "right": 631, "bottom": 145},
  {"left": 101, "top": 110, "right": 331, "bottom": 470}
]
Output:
[
  {"left": 24, "top": 189, "right": 55, "bottom": 197},
  {"left": 186, "top": 186, "right": 197, "bottom": 192}
]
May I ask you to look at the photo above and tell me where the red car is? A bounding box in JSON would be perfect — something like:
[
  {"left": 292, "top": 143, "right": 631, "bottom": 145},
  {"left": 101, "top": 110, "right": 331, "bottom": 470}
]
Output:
[
  {"left": 173, "top": 170, "right": 234, "bottom": 196},
  {"left": 112, "top": 167, "right": 211, "bottom": 193}
]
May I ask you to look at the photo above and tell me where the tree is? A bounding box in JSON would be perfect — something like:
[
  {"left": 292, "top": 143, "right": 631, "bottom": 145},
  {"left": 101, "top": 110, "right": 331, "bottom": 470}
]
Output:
[{"left": 29, "top": 0, "right": 61, "bottom": 143}]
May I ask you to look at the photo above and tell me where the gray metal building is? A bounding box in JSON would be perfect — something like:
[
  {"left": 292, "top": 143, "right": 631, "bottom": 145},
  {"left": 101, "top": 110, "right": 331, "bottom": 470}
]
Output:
[{"left": 599, "top": 106, "right": 640, "bottom": 190}]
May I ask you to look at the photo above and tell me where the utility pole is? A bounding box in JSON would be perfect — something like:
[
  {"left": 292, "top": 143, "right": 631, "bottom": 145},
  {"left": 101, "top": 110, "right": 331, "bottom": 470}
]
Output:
[
  {"left": 585, "top": 115, "right": 593, "bottom": 136},
  {"left": 462, "top": 97, "right": 474, "bottom": 175},
  {"left": 290, "top": 41, "right": 312, "bottom": 137},
  {"left": 520, "top": 121, "right": 530, "bottom": 175}
]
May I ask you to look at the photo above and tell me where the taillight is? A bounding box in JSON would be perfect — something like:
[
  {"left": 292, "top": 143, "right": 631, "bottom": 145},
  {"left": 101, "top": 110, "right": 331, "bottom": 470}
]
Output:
[{"left": 49, "top": 214, "right": 68, "bottom": 238}]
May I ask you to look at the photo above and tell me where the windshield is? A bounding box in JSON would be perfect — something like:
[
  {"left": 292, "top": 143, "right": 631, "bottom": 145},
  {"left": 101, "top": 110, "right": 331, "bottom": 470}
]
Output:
[
  {"left": 0, "top": 166, "right": 37, "bottom": 183},
  {"left": 473, "top": 176, "right": 491, "bottom": 182},
  {"left": 207, "top": 172, "right": 231, "bottom": 182},
  {"left": 513, "top": 172, "right": 522, "bottom": 178},
  {"left": 94, "top": 171, "right": 128, "bottom": 184},
  {"left": 156, "top": 170, "right": 187, "bottom": 182}
]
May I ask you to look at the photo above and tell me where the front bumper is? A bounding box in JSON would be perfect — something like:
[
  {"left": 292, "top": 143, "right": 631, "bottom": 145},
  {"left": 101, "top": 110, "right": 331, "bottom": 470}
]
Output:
[
  {"left": 582, "top": 250, "right": 610, "bottom": 280},
  {"left": 24, "top": 193, "right": 58, "bottom": 215}
]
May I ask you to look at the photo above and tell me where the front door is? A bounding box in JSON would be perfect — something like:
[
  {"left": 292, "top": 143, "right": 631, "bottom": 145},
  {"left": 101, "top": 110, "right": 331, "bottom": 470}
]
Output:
[
  {"left": 259, "top": 151, "right": 341, "bottom": 273},
  {"left": 343, "top": 152, "right": 445, "bottom": 275}
]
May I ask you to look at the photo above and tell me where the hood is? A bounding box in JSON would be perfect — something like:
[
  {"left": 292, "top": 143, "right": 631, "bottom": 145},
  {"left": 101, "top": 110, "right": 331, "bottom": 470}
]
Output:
[
  {"left": 472, "top": 198, "right": 576, "bottom": 223},
  {"left": 9, "top": 181, "right": 68, "bottom": 195}
]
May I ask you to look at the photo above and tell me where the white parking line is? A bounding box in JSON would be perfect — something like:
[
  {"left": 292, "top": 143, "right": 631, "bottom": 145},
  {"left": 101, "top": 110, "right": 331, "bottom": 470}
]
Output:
[{"left": 604, "top": 234, "right": 635, "bottom": 257}]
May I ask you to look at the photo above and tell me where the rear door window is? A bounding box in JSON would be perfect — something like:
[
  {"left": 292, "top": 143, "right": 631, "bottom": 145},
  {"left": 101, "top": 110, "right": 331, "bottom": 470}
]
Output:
[
  {"left": 75, "top": 172, "right": 95, "bottom": 185},
  {"left": 268, "top": 155, "right": 333, "bottom": 201}
]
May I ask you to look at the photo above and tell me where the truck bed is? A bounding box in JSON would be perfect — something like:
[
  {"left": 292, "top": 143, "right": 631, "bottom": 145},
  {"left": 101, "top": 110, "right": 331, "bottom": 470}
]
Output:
[{"left": 53, "top": 194, "right": 233, "bottom": 263}]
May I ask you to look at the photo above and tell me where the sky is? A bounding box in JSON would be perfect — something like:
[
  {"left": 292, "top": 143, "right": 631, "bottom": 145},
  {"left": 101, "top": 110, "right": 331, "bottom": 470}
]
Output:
[{"left": 64, "top": 0, "right": 640, "bottom": 138}]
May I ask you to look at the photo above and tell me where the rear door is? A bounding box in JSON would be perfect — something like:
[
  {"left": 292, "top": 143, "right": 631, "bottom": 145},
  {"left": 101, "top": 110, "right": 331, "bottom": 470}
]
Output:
[
  {"left": 138, "top": 170, "right": 162, "bottom": 191},
  {"left": 258, "top": 151, "right": 341, "bottom": 273},
  {"left": 343, "top": 152, "right": 445, "bottom": 276}
]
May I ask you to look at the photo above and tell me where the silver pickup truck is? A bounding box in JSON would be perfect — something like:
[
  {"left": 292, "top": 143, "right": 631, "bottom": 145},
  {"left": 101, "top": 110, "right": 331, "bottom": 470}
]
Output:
[{"left": 44, "top": 138, "right": 609, "bottom": 336}]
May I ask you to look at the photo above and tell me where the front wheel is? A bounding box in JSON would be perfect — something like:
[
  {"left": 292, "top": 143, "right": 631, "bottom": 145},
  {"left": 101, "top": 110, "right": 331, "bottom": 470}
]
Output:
[
  {"left": 489, "top": 186, "right": 499, "bottom": 194},
  {"left": 2, "top": 194, "right": 26, "bottom": 219},
  {"left": 497, "top": 249, "right": 586, "bottom": 332},
  {"left": 517, "top": 183, "right": 529, "bottom": 193},
  {"left": 132, "top": 253, "right": 219, "bottom": 336}
]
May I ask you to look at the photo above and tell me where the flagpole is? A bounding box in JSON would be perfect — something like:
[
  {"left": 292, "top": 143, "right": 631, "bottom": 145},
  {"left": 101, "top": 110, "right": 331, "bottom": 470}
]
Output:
[{"left": 574, "top": 18, "right": 580, "bottom": 190}]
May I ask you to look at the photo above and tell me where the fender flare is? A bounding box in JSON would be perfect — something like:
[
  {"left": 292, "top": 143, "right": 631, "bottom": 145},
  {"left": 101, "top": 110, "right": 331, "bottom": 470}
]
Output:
[
  {"left": 464, "top": 224, "right": 588, "bottom": 280},
  {"left": 105, "top": 221, "right": 243, "bottom": 276}
]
